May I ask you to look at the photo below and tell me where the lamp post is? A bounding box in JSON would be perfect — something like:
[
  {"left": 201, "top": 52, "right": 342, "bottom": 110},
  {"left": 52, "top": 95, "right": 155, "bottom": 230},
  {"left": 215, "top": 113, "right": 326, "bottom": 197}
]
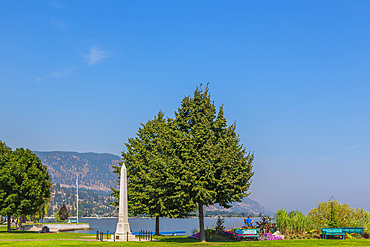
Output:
[
  {"left": 329, "top": 196, "right": 336, "bottom": 228},
  {"left": 329, "top": 196, "right": 335, "bottom": 210}
]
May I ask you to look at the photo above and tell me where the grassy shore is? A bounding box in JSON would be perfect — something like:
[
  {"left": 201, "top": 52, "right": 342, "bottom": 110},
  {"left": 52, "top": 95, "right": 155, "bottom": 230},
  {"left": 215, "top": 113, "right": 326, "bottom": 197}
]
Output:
[
  {"left": 2, "top": 238, "right": 370, "bottom": 246},
  {"left": 1, "top": 228, "right": 370, "bottom": 247}
]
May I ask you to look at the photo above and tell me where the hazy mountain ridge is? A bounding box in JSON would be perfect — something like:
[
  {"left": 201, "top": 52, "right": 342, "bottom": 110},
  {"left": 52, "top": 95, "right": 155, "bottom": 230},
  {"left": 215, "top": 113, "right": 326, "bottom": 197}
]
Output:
[
  {"left": 35, "top": 151, "right": 120, "bottom": 192},
  {"left": 35, "top": 151, "right": 273, "bottom": 215},
  {"left": 206, "top": 197, "right": 274, "bottom": 216}
]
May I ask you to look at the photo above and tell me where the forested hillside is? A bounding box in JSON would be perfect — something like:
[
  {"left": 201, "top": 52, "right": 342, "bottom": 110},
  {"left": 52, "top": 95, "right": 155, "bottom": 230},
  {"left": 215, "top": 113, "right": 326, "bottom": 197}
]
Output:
[
  {"left": 35, "top": 151, "right": 274, "bottom": 216},
  {"left": 35, "top": 151, "right": 120, "bottom": 192},
  {"left": 48, "top": 183, "right": 116, "bottom": 217}
]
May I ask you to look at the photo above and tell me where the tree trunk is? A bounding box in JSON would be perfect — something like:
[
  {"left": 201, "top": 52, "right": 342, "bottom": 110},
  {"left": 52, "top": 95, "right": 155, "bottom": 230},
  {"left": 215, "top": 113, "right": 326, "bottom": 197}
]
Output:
[
  {"left": 7, "top": 214, "right": 11, "bottom": 232},
  {"left": 18, "top": 217, "right": 22, "bottom": 231},
  {"left": 155, "top": 216, "right": 160, "bottom": 235},
  {"left": 198, "top": 203, "right": 206, "bottom": 242}
]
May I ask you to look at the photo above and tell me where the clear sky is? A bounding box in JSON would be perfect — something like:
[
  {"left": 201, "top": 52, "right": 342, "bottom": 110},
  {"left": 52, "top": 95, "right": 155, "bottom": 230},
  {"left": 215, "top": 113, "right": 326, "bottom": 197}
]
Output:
[{"left": 1, "top": 0, "right": 370, "bottom": 213}]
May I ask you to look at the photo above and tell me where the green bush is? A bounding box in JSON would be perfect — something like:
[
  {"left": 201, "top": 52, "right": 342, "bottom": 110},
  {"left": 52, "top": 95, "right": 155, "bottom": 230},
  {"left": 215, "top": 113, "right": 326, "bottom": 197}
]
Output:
[
  {"left": 308, "top": 201, "right": 370, "bottom": 231},
  {"left": 276, "top": 209, "right": 313, "bottom": 235},
  {"left": 59, "top": 204, "right": 69, "bottom": 221}
]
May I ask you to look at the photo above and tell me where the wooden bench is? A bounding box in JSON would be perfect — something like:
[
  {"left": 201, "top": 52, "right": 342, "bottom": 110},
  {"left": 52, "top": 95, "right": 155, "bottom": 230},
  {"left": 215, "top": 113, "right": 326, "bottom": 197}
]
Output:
[
  {"left": 342, "top": 227, "right": 364, "bottom": 235},
  {"left": 234, "top": 228, "right": 260, "bottom": 241},
  {"left": 322, "top": 228, "right": 346, "bottom": 240}
]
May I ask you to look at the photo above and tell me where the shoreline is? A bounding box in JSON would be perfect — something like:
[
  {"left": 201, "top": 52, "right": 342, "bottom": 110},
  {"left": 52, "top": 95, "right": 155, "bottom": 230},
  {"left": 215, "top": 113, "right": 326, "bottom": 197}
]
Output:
[{"left": 45, "top": 216, "right": 262, "bottom": 219}]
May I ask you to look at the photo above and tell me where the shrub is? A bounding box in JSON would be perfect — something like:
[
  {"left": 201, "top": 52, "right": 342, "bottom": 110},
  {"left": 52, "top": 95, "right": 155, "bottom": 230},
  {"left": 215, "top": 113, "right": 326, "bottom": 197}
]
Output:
[
  {"left": 276, "top": 209, "right": 313, "bottom": 235},
  {"left": 215, "top": 216, "right": 225, "bottom": 232},
  {"left": 363, "top": 232, "right": 369, "bottom": 239},
  {"left": 59, "top": 204, "right": 69, "bottom": 221},
  {"left": 256, "top": 216, "right": 274, "bottom": 233},
  {"left": 54, "top": 212, "right": 63, "bottom": 222},
  {"left": 276, "top": 209, "right": 291, "bottom": 234}
]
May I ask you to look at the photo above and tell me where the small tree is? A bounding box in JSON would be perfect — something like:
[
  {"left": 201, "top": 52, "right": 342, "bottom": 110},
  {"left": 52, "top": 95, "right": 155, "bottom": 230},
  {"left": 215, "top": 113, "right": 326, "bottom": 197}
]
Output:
[
  {"left": 215, "top": 216, "right": 225, "bottom": 233},
  {"left": 59, "top": 204, "right": 69, "bottom": 221}
]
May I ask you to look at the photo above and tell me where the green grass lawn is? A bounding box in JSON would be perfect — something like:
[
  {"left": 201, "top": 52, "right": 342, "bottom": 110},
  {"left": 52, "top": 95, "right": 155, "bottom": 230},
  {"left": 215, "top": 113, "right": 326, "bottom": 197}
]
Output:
[
  {"left": 0, "top": 227, "right": 94, "bottom": 240},
  {"left": 2, "top": 238, "right": 370, "bottom": 247},
  {"left": 0, "top": 230, "right": 370, "bottom": 246}
]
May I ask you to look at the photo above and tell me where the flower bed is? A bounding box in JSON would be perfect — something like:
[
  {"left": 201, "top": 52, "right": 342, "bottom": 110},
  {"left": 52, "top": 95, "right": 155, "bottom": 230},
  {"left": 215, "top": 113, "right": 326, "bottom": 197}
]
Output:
[
  {"left": 189, "top": 229, "right": 284, "bottom": 241},
  {"left": 261, "top": 233, "right": 283, "bottom": 241}
]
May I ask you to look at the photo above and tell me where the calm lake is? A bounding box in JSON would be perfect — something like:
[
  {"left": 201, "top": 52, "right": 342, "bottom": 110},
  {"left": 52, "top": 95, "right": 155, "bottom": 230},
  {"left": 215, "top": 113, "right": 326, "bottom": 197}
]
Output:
[{"left": 75, "top": 217, "right": 260, "bottom": 235}]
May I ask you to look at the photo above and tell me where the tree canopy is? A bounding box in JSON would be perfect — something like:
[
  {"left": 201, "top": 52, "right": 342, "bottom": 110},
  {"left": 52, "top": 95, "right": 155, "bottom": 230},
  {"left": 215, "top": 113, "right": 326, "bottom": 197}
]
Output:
[
  {"left": 113, "top": 84, "right": 254, "bottom": 241},
  {"left": 0, "top": 141, "right": 51, "bottom": 232},
  {"left": 113, "top": 112, "right": 196, "bottom": 235},
  {"left": 172, "top": 84, "right": 254, "bottom": 241}
]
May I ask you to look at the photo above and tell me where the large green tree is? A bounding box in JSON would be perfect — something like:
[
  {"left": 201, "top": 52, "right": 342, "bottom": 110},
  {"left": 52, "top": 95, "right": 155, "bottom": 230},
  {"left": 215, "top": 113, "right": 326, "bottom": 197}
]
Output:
[
  {"left": 113, "top": 84, "right": 253, "bottom": 241},
  {"left": 173, "top": 84, "right": 254, "bottom": 241},
  {"left": 0, "top": 141, "right": 51, "bottom": 232},
  {"left": 112, "top": 112, "right": 196, "bottom": 235}
]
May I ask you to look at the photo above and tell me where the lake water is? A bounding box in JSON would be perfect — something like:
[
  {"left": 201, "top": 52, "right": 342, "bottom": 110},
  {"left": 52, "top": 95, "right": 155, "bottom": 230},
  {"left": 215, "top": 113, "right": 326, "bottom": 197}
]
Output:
[{"left": 75, "top": 217, "right": 260, "bottom": 235}]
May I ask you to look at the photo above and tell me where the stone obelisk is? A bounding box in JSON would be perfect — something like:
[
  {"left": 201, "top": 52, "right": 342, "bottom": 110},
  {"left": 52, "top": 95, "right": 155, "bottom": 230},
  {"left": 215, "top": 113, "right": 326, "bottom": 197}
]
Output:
[{"left": 114, "top": 163, "right": 135, "bottom": 241}]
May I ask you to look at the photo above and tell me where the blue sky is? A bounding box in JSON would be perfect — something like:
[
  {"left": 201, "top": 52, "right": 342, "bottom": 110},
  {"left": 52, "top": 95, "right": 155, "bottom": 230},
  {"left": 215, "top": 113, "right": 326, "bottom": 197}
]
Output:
[{"left": 1, "top": 0, "right": 370, "bottom": 213}]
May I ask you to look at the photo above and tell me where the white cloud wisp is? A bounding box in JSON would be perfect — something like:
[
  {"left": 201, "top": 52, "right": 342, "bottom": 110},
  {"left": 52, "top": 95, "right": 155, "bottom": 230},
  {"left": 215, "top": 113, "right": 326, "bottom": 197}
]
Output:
[
  {"left": 84, "top": 46, "right": 110, "bottom": 66},
  {"left": 36, "top": 66, "right": 76, "bottom": 82}
]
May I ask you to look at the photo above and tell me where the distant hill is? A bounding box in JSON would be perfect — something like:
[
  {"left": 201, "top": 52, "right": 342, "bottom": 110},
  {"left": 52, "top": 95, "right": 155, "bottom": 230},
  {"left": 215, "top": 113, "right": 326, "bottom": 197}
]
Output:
[
  {"left": 206, "top": 197, "right": 274, "bottom": 216},
  {"left": 35, "top": 151, "right": 274, "bottom": 215},
  {"left": 35, "top": 151, "right": 120, "bottom": 192}
]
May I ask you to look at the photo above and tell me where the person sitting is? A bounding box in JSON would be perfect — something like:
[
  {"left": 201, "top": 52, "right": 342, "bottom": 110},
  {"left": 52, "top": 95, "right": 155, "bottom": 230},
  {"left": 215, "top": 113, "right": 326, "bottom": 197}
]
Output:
[
  {"left": 40, "top": 226, "right": 50, "bottom": 233},
  {"left": 244, "top": 216, "right": 253, "bottom": 228}
]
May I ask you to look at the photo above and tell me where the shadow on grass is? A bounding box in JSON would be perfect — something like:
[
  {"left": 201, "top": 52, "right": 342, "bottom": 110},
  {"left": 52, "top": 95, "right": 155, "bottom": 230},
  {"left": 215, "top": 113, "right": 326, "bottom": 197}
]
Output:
[
  {"left": 155, "top": 236, "right": 200, "bottom": 243},
  {"left": 155, "top": 236, "right": 243, "bottom": 244}
]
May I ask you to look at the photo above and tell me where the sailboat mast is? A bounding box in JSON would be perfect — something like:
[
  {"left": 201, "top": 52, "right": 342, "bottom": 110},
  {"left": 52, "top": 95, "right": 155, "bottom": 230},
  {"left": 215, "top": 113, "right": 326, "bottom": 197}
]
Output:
[{"left": 76, "top": 174, "right": 79, "bottom": 223}]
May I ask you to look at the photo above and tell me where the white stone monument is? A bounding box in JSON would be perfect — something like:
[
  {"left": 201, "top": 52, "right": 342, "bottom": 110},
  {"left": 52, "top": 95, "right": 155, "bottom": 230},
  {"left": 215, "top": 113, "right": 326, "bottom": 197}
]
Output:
[{"left": 113, "top": 163, "right": 136, "bottom": 241}]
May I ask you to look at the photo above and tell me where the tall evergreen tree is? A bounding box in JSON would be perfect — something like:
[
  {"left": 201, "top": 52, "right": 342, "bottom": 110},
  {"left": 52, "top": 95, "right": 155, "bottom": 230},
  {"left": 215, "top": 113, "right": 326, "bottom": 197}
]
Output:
[
  {"left": 0, "top": 141, "right": 52, "bottom": 232},
  {"left": 173, "top": 84, "right": 254, "bottom": 241},
  {"left": 112, "top": 112, "right": 196, "bottom": 235}
]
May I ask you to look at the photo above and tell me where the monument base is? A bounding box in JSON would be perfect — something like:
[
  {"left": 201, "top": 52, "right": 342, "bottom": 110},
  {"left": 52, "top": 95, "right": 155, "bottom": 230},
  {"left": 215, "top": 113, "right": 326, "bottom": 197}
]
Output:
[{"left": 112, "top": 232, "right": 136, "bottom": 241}]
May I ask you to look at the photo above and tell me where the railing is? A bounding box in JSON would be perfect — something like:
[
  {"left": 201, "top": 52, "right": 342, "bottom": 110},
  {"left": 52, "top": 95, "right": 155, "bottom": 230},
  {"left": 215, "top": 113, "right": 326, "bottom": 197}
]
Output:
[
  {"left": 96, "top": 231, "right": 116, "bottom": 241},
  {"left": 138, "top": 230, "right": 152, "bottom": 241},
  {"left": 95, "top": 230, "right": 153, "bottom": 241}
]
